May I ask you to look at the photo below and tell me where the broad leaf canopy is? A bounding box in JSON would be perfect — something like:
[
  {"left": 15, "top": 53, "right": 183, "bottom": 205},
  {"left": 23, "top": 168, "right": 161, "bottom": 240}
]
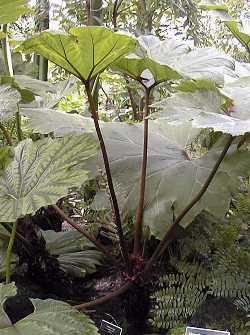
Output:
[
  {"left": 113, "top": 35, "right": 234, "bottom": 86},
  {"left": 96, "top": 122, "right": 250, "bottom": 239},
  {"left": 153, "top": 77, "right": 250, "bottom": 136},
  {"left": 19, "top": 27, "right": 138, "bottom": 81}
]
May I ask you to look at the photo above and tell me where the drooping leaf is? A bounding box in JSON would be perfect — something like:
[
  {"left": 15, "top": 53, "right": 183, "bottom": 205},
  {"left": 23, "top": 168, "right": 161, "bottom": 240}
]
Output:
[
  {"left": 21, "top": 108, "right": 94, "bottom": 136},
  {"left": 113, "top": 35, "right": 233, "bottom": 85},
  {"left": 0, "top": 76, "right": 34, "bottom": 104},
  {"left": 225, "top": 20, "right": 250, "bottom": 54},
  {"left": 153, "top": 77, "right": 250, "bottom": 136},
  {"left": 0, "top": 0, "right": 29, "bottom": 24},
  {"left": 19, "top": 27, "right": 137, "bottom": 81},
  {"left": 42, "top": 230, "right": 102, "bottom": 278},
  {"left": 0, "top": 282, "right": 100, "bottom": 335},
  {"left": 164, "top": 48, "right": 234, "bottom": 84},
  {"left": 163, "top": 46, "right": 228, "bottom": 84},
  {"left": 138, "top": 35, "right": 190, "bottom": 62},
  {"left": 0, "top": 85, "right": 21, "bottom": 122},
  {"left": 136, "top": 35, "right": 234, "bottom": 85},
  {"left": 0, "top": 135, "right": 98, "bottom": 222},
  {"left": 112, "top": 50, "right": 181, "bottom": 85},
  {"left": 97, "top": 122, "right": 250, "bottom": 239}
]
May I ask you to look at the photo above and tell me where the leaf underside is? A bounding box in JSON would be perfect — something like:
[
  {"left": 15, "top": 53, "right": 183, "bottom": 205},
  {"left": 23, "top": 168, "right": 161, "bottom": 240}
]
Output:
[
  {"left": 97, "top": 122, "right": 250, "bottom": 239},
  {"left": 19, "top": 27, "right": 137, "bottom": 81}
]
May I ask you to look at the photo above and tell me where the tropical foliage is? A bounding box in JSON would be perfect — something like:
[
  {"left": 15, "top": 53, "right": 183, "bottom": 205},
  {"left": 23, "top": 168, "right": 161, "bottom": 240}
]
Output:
[{"left": 0, "top": 0, "right": 250, "bottom": 334}]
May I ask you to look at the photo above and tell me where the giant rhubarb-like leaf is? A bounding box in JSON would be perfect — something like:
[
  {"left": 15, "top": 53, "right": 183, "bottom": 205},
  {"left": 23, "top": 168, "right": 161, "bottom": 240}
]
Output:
[
  {"left": 19, "top": 27, "right": 137, "bottom": 81},
  {"left": 0, "top": 135, "right": 98, "bottom": 222},
  {"left": 97, "top": 122, "right": 250, "bottom": 239},
  {"left": 113, "top": 35, "right": 234, "bottom": 85},
  {"left": 153, "top": 77, "right": 250, "bottom": 136}
]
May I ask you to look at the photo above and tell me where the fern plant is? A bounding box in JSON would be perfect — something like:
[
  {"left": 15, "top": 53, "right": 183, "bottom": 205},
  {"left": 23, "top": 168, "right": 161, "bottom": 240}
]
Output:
[
  {"left": 149, "top": 207, "right": 250, "bottom": 332},
  {"left": 149, "top": 272, "right": 207, "bottom": 329}
]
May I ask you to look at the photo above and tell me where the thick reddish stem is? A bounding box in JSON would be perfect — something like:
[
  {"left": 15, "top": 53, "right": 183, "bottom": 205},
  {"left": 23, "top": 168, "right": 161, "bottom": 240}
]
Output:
[
  {"left": 85, "top": 82, "right": 131, "bottom": 273},
  {"left": 75, "top": 282, "right": 131, "bottom": 310},
  {"left": 133, "top": 88, "right": 151, "bottom": 256}
]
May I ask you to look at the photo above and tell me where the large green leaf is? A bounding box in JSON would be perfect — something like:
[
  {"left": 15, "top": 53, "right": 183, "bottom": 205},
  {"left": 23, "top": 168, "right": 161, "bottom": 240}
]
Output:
[
  {"left": 21, "top": 108, "right": 94, "bottom": 136},
  {"left": 176, "top": 78, "right": 220, "bottom": 93},
  {"left": 0, "top": 0, "right": 29, "bottom": 24},
  {"left": 98, "top": 122, "right": 250, "bottom": 239},
  {"left": 0, "top": 282, "right": 100, "bottom": 334},
  {"left": 163, "top": 47, "right": 234, "bottom": 84},
  {"left": 112, "top": 42, "right": 182, "bottom": 85},
  {"left": 113, "top": 35, "right": 233, "bottom": 85},
  {"left": 141, "top": 36, "right": 233, "bottom": 83},
  {"left": 0, "top": 85, "right": 21, "bottom": 122},
  {"left": 0, "top": 135, "right": 98, "bottom": 222},
  {"left": 192, "top": 111, "right": 250, "bottom": 136},
  {"left": 153, "top": 77, "right": 250, "bottom": 136},
  {"left": 43, "top": 230, "right": 102, "bottom": 278},
  {"left": 226, "top": 20, "right": 250, "bottom": 54},
  {"left": 19, "top": 27, "right": 137, "bottom": 81},
  {"left": 152, "top": 90, "right": 223, "bottom": 124}
]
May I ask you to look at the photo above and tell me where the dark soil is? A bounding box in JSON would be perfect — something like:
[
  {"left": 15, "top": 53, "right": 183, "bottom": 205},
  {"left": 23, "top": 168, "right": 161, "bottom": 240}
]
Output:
[{"left": 8, "top": 269, "right": 151, "bottom": 334}]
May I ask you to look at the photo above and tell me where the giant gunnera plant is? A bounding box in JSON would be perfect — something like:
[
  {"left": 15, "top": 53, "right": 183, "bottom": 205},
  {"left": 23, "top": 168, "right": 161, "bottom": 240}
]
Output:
[{"left": 0, "top": 0, "right": 250, "bottom": 333}]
